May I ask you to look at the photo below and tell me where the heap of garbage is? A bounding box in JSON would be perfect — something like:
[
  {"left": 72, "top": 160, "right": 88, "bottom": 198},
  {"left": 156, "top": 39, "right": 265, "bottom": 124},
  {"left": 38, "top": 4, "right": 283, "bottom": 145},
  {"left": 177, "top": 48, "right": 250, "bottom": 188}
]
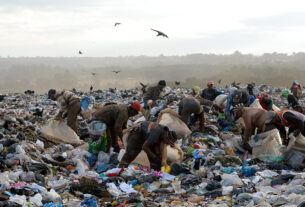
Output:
[{"left": 1, "top": 85, "right": 305, "bottom": 207}]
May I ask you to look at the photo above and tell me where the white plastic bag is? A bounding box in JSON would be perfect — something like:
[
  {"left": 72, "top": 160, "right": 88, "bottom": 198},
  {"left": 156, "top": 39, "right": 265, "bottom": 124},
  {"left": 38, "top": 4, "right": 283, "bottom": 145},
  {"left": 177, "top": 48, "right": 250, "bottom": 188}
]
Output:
[
  {"left": 40, "top": 119, "right": 82, "bottom": 146},
  {"left": 249, "top": 129, "right": 283, "bottom": 160},
  {"left": 157, "top": 108, "right": 191, "bottom": 138},
  {"left": 88, "top": 121, "right": 107, "bottom": 136},
  {"left": 250, "top": 99, "right": 263, "bottom": 109},
  {"left": 214, "top": 94, "right": 228, "bottom": 110}
]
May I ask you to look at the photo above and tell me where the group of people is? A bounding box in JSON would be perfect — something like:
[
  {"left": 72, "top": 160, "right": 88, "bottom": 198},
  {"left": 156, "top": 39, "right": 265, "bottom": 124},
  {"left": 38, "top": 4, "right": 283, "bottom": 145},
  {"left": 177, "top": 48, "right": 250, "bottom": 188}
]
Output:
[{"left": 47, "top": 79, "right": 304, "bottom": 170}]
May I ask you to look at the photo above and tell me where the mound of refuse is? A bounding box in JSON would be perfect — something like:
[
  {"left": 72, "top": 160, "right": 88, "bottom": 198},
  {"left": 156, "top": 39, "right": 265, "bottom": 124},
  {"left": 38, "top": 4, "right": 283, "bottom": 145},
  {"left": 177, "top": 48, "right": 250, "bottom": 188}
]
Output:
[{"left": 1, "top": 85, "right": 305, "bottom": 207}]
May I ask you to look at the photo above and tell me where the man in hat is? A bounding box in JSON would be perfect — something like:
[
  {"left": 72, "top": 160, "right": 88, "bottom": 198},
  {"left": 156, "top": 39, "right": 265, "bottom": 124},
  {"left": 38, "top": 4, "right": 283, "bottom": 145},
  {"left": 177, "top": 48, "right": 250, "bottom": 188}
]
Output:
[
  {"left": 119, "top": 121, "right": 178, "bottom": 170},
  {"left": 225, "top": 89, "right": 250, "bottom": 120},
  {"left": 48, "top": 89, "right": 81, "bottom": 134},
  {"left": 93, "top": 102, "right": 141, "bottom": 152},
  {"left": 142, "top": 80, "right": 166, "bottom": 119},
  {"left": 178, "top": 97, "right": 204, "bottom": 132},
  {"left": 265, "top": 109, "right": 305, "bottom": 144},
  {"left": 200, "top": 81, "right": 223, "bottom": 102}
]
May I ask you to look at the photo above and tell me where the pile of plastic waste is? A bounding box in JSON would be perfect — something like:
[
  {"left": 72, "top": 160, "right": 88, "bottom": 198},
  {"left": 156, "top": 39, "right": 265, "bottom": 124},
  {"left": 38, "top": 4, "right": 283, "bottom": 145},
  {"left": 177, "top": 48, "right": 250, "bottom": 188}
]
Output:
[{"left": 1, "top": 85, "right": 305, "bottom": 207}]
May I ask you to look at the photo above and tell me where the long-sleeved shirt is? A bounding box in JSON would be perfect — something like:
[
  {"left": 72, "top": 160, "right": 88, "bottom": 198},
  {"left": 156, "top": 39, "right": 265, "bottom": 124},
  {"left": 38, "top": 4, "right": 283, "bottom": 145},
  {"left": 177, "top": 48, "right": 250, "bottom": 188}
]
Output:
[
  {"left": 276, "top": 110, "right": 305, "bottom": 137},
  {"left": 141, "top": 121, "right": 165, "bottom": 144},
  {"left": 178, "top": 97, "right": 201, "bottom": 115},
  {"left": 225, "top": 90, "right": 250, "bottom": 117},
  {"left": 93, "top": 104, "right": 129, "bottom": 138},
  {"left": 279, "top": 110, "right": 305, "bottom": 130},
  {"left": 200, "top": 88, "right": 223, "bottom": 101},
  {"left": 55, "top": 90, "right": 79, "bottom": 114},
  {"left": 143, "top": 85, "right": 161, "bottom": 102}
]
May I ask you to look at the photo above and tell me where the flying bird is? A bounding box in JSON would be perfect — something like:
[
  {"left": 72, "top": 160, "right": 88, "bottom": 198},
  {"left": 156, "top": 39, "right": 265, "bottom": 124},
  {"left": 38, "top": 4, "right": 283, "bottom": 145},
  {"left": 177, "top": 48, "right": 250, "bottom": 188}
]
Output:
[
  {"left": 79, "top": 50, "right": 83, "bottom": 55},
  {"left": 151, "top": 28, "right": 168, "bottom": 38},
  {"left": 175, "top": 81, "right": 180, "bottom": 86},
  {"left": 91, "top": 73, "right": 96, "bottom": 76},
  {"left": 114, "top": 22, "right": 121, "bottom": 27},
  {"left": 112, "top": 70, "right": 121, "bottom": 74}
]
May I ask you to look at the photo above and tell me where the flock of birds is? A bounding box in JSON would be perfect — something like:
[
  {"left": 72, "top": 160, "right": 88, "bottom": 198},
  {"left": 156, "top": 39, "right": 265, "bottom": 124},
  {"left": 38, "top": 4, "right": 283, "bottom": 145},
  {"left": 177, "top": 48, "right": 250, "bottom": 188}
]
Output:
[
  {"left": 82, "top": 22, "right": 170, "bottom": 90},
  {"left": 78, "top": 22, "right": 168, "bottom": 56}
]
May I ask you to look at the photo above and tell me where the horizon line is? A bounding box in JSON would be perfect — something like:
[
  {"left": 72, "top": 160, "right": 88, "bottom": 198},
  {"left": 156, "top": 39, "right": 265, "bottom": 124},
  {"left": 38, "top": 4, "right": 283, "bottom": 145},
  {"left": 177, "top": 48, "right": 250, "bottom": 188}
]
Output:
[{"left": 1, "top": 51, "right": 305, "bottom": 58}]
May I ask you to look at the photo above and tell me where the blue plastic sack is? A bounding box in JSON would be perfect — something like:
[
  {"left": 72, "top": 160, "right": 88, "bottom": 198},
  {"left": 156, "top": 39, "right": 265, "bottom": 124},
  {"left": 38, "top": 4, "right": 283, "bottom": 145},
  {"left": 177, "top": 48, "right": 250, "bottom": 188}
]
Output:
[
  {"left": 81, "top": 97, "right": 91, "bottom": 111},
  {"left": 88, "top": 153, "right": 98, "bottom": 167},
  {"left": 81, "top": 198, "right": 98, "bottom": 207},
  {"left": 97, "top": 163, "right": 116, "bottom": 173}
]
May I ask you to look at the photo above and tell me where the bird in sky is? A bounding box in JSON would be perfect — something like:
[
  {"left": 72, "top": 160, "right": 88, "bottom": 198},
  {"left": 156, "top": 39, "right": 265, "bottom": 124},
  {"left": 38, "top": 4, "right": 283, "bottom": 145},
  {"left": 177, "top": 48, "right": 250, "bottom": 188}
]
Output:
[
  {"left": 92, "top": 73, "right": 96, "bottom": 76},
  {"left": 114, "top": 22, "right": 121, "bottom": 27},
  {"left": 112, "top": 70, "right": 121, "bottom": 74},
  {"left": 175, "top": 81, "right": 180, "bottom": 86},
  {"left": 151, "top": 28, "right": 168, "bottom": 38},
  {"left": 79, "top": 50, "right": 83, "bottom": 54}
]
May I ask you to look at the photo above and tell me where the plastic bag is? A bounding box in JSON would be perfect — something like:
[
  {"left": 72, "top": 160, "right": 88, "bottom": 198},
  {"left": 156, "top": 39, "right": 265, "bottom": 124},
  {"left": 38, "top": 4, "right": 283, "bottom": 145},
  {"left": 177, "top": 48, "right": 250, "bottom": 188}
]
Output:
[
  {"left": 30, "top": 193, "right": 43, "bottom": 206},
  {"left": 88, "top": 133, "right": 107, "bottom": 153},
  {"left": 214, "top": 94, "right": 228, "bottom": 110},
  {"left": 221, "top": 174, "right": 243, "bottom": 186},
  {"left": 96, "top": 151, "right": 110, "bottom": 165},
  {"left": 285, "top": 150, "right": 305, "bottom": 169},
  {"left": 40, "top": 119, "right": 82, "bottom": 146},
  {"left": 242, "top": 159, "right": 257, "bottom": 177},
  {"left": 157, "top": 108, "right": 191, "bottom": 138},
  {"left": 80, "top": 97, "right": 91, "bottom": 111},
  {"left": 250, "top": 99, "right": 263, "bottom": 109},
  {"left": 88, "top": 121, "right": 107, "bottom": 136},
  {"left": 81, "top": 198, "right": 97, "bottom": 207},
  {"left": 249, "top": 129, "right": 282, "bottom": 160}
]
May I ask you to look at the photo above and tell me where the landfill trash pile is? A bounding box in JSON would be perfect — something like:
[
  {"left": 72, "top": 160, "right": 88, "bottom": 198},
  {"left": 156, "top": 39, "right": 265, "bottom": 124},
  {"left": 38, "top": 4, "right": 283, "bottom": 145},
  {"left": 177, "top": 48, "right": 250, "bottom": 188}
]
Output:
[{"left": 1, "top": 84, "right": 305, "bottom": 207}]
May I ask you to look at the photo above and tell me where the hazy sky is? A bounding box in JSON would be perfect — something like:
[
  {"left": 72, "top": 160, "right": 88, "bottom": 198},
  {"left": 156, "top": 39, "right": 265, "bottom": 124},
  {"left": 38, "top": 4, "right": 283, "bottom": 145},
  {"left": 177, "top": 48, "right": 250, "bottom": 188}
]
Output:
[{"left": 1, "top": 0, "right": 305, "bottom": 57}]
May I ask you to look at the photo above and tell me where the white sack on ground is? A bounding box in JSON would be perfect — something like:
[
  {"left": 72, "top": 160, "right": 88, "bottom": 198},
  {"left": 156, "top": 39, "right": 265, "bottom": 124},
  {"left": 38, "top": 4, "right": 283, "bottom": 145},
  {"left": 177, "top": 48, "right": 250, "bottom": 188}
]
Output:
[{"left": 40, "top": 119, "right": 82, "bottom": 146}]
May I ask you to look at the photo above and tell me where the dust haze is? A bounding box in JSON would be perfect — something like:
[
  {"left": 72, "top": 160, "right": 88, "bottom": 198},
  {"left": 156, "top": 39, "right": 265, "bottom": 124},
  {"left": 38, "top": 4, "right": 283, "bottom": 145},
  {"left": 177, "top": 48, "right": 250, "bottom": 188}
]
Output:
[{"left": 1, "top": 52, "right": 305, "bottom": 94}]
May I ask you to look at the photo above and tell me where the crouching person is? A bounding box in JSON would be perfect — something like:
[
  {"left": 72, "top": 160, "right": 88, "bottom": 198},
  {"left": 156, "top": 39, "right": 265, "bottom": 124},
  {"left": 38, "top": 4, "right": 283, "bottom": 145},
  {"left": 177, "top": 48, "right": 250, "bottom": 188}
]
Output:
[
  {"left": 119, "top": 121, "right": 178, "bottom": 171},
  {"left": 48, "top": 89, "right": 81, "bottom": 134}
]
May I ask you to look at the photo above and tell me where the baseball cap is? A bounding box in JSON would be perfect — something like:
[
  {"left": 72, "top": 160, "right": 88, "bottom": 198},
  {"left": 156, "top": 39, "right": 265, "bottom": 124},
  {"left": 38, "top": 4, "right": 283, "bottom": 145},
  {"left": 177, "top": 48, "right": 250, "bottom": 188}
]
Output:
[
  {"left": 207, "top": 81, "right": 214, "bottom": 85},
  {"left": 131, "top": 102, "right": 142, "bottom": 112}
]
